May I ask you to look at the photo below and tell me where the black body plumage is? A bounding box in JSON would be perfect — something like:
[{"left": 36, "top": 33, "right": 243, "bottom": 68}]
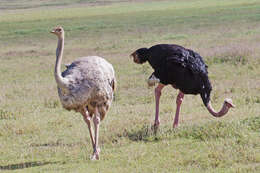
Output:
[{"left": 135, "top": 44, "right": 212, "bottom": 106}]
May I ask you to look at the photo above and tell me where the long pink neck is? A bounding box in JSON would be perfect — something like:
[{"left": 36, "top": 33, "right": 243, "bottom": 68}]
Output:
[
  {"left": 206, "top": 99, "right": 234, "bottom": 117},
  {"left": 55, "top": 35, "right": 68, "bottom": 90}
]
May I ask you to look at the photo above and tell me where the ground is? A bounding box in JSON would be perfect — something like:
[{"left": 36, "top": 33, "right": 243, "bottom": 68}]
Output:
[{"left": 0, "top": 0, "right": 259, "bottom": 172}]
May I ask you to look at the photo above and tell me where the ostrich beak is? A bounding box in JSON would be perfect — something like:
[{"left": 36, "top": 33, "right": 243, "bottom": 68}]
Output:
[
  {"left": 129, "top": 52, "right": 135, "bottom": 58},
  {"left": 50, "top": 30, "right": 55, "bottom": 34},
  {"left": 224, "top": 98, "right": 236, "bottom": 108}
]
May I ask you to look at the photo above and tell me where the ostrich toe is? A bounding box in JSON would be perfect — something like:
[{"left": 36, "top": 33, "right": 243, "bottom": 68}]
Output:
[
  {"left": 90, "top": 148, "right": 100, "bottom": 160},
  {"left": 152, "top": 120, "right": 160, "bottom": 134},
  {"left": 173, "top": 123, "right": 178, "bottom": 128}
]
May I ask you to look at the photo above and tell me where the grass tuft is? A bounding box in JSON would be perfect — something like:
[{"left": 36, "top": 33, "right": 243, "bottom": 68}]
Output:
[
  {"left": 241, "top": 116, "right": 260, "bottom": 132},
  {"left": 161, "top": 121, "right": 243, "bottom": 142},
  {"left": 44, "top": 99, "right": 61, "bottom": 109},
  {"left": 211, "top": 55, "right": 249, "bottom": 65},
  {"left": 0, "top": 109, "right": 15, "bottom": 120},
  {"left": 123, "top": 124, "right": 156, "bottom": 142}
]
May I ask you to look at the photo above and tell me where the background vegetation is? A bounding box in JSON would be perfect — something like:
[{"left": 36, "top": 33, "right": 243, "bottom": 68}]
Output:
[{"left": 0, "top": 0, "right": 259, "bottom": 172}]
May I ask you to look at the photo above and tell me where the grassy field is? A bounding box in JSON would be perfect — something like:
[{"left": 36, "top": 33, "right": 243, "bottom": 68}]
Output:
[{"left": 0, "top": 0, "right": 260, "bottom": 172}]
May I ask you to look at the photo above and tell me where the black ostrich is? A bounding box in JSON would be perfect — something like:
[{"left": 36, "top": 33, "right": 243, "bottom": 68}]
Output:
[{"left": 130, "top": 44, "right": 234, "bottom": 129}]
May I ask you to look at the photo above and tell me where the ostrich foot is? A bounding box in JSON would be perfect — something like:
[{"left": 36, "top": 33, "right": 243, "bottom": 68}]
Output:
[
  {"left": 90, "top": 148, "right": 100, "bottom": 161},
  {"left": 173, "top": 123, "right": 178, "bottom": 128},
  {"left": 90, "top": 153, "right": 99, "bottom": 160},
  {"left": 152, "top": 120, "right": 160, "bottom": 134}
]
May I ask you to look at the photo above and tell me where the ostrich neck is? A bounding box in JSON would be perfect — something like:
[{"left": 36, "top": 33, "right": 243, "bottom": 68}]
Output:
[
  {"left": 206, "top": 101, "right": 229, "bottom": 117},
  {"left": 55, "top": 35, "right": 68, "bottom": 90}
]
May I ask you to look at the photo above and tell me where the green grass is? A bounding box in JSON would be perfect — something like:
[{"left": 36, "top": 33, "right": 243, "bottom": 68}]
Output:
[
  {"left": 0, "top": 0, "right": 122, "bottom": 10},
  {"left": 0, "top": 0, "right": 260, "bottom": 172}
]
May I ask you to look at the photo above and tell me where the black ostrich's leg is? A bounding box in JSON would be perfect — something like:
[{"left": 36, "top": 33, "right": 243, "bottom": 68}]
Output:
[
  {"left": 154, "top": 83, "right": 165, "bottom": 131},
  {"left": 173, "top": 91, "right": 184, "bottom": 128}
]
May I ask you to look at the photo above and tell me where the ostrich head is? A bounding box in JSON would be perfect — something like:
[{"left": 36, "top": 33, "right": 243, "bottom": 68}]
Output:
[
  {"left": 50, "top": 26, "right": 64, "bottom": 38},
  {"left": 130, "top": 48, "right": 149, "bottom": 64}
]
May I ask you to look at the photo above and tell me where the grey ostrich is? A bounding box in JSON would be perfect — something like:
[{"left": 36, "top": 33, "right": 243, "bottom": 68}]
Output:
[{"left": 51, "top": 26, "right": 116, "bottom": 160}]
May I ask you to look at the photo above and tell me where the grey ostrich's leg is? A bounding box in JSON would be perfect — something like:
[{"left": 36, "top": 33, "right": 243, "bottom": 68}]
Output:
[
  {"left": 154, "top": 83, "right": 165, "bottom": 131},
  {"left": 92, "top": 107, "right": 101, "bottom": 160},
  {"left": 173, "top": 91, "right": 184, "bottom": 128},
  {"left": 81, "top": 110, "right": 95, "bottom": 152}
]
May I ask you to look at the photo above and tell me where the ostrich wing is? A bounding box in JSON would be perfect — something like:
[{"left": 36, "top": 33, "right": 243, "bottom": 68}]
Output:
[{"left": 166, "top": 49, "right": 208, "bottom": 75}]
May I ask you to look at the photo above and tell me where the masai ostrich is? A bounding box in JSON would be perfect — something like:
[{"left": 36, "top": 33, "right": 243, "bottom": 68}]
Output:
[
  {"left": 130, "top": 44, "right": 234, "bottom": 130},
  {"left": 51, "top": 26, "right": 116, "bottom": 160}
]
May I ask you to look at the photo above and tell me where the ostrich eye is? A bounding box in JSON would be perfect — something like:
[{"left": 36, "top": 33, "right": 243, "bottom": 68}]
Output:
[{"left": 56, "top": 28, "right": 61, "bottom": 32}]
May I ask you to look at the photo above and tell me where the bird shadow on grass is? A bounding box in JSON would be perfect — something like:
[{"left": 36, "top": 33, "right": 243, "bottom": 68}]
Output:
[
  {"left": 119, "top": 116, "right": 260, "bottom": 143},
  {"left": 0, "top": 161, "right": 59, "bottom": 170},
  {"left": 124, "top": 125, "right": 163, "bottom": 142},
  {"left": 29, "top": 140, "right": 82, "bottom": 148}
]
